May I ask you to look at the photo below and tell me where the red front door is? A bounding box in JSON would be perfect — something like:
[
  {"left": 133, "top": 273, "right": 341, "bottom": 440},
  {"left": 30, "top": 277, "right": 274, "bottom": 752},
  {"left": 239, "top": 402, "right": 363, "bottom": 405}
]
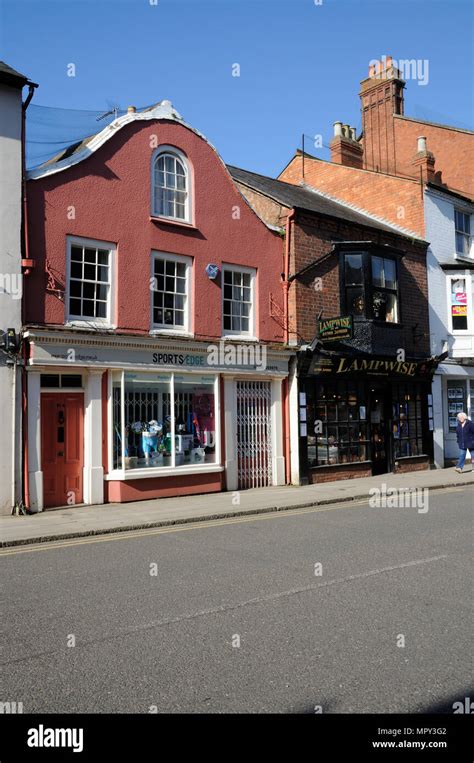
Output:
[{"left": 41, "top": 393, "right": 84, "bottom": 508}]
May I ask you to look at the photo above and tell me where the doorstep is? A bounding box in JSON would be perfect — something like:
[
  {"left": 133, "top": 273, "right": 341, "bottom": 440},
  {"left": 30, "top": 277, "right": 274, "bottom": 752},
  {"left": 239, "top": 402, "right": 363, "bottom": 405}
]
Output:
[{"left": 0, "top": 467, "right": 473, "bottom": 548}]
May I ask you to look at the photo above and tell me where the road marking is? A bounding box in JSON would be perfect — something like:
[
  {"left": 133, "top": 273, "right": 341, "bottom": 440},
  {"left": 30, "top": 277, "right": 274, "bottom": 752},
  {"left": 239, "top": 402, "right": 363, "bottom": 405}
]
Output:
[
  {"left": 0, "top": 499, "right": 373, "bottom": 556},
  {"left": 0, "top": 554, "right": 448, "bottom": 667},
  {"left": 0, "top": 483, "right": 468, "bottom": 556}
]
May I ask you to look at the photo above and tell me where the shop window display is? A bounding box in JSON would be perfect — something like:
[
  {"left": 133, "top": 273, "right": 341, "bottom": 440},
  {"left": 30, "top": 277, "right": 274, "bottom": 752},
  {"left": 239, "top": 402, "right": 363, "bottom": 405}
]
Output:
[
  {"left": 391, "top": 383, "right": 424, "bottom": 458},
  {"left": 112, "top": 373, "right": 216, "bottom": 471},
  {"left": 306, "top": 381, "right": 369, "bottom": 467}
]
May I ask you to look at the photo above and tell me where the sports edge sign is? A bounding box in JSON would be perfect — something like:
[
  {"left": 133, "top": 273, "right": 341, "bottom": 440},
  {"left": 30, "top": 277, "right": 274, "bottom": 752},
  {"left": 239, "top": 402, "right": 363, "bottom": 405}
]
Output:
[{"left": 317, "top": 316, "right": 353, "bottom": 342}]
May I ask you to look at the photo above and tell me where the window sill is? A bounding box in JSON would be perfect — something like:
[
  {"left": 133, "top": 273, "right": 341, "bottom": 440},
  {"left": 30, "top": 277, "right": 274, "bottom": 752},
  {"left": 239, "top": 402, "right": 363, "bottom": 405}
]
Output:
[
  {"left": 150, "top": 216, "right": 197, "bottom": 230},
  {"left": 149, "top": 329, "right": 194, "bottom": 338},
  {"left": 454, "top": 254, "right": 473, "bottom": 264},
  {"left": 65, "top": 321, "right": 116, "bottom": 330},
  {"left": 106, "top": 464, "right": 224, "bottom": 480},
  {"left": 221, "top": 335, "right": 259, "bottom": 342}
]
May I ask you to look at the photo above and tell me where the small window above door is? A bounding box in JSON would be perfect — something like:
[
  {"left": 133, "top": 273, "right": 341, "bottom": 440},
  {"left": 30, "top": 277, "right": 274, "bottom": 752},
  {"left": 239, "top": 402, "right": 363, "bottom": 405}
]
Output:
[{"left": 40, "top": 374, "right": 83, "bottom": 388}]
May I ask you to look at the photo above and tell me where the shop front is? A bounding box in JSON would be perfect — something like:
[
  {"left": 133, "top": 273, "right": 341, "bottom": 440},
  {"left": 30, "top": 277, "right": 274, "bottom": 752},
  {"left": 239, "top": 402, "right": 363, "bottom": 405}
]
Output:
[
  {"left": 25, "top": 330, "right": 291, "bottom": 510},
  {"left": 431, "top": 362, "right": 474, "bottom": 467},
  {"left": 297, "top": 351, "right": 437, "bottom": 483}
]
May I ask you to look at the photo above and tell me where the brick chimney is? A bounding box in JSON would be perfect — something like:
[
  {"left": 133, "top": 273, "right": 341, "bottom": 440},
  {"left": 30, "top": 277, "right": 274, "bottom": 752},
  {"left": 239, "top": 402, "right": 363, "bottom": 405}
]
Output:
[
  {"left": 412, "top": 136, "right": 436, "bottom": 183},
  {"left": 330, "top": 122, "right": 363, "bottom": 168},
  {"left": 360, "top": 55, "right": 405, "bottom": 175}
]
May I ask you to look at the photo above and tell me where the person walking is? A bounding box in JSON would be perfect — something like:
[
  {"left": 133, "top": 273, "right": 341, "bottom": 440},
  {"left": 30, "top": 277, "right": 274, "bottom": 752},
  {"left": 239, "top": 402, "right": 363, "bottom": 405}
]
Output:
[{"left": 454, "top": 412, "right": 474, "bottom": 473}]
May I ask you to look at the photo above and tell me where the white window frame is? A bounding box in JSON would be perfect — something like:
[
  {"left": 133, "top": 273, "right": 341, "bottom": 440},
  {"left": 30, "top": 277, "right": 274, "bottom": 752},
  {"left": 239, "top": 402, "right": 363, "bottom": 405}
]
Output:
[
  {"left": 221, "top": 264, "right": 257, "bottom": 340},
  {"left": 454, "top": 208, "right": 473, "bottom": 261},
  {"left": 150, "top": 251, "right": 193, "bottom": 335},
  {"left": 65, "top": 236, "right": 115, "bottom": 328},
  {"left": 107, "top": 370, "right": 222, "bottom": 479},
  {"left": 446, "top": 273, "right": 472, "bottom": 335},
  {"left": 151, "top": 145, "right": 192, "bottom": 224}
]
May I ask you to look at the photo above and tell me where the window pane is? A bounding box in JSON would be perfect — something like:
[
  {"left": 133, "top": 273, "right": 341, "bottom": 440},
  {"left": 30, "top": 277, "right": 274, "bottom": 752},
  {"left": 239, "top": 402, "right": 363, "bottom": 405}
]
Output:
[
  {"left": 371, "top": 256, "right": 383, "bottom": 287},
  {"left": 84, "top": 264, "right": 96, "bottom": 281},
  {"left": 70, "top": 261, "right": 82, "bottom": 279},
  {"left": 344, "top": 253, "right": 363, "bottom": 285},
  {"left": 84, "top": 248, "right": 96, "bottom": 263},
  {"left": 385, "top": 293, "right": 398, "bottom": 323},
  {"left": 121, "top": 374, "right": 171, "bottom": 470},
  {"left": 346, "top": 287, "right": 365, "bottom": 316},
  {"left": 96, "top": 301, "right": 107, "bottom": 318},
  {"left": 71, "top": 245, "right": 82, "bottom": 261},
  {"left": 384, "top": 259, "right": 397, "bottom": 289},
  {"left": 69, "top": 298, "right": 81, "bottom": 315},
  {"left": 69, "top": 280, "right": 81, "bottom": 298},
  {"left": 173, "top": 376, "right": 216, "bottom": 467},
  {"left": 83, "top": 282, "right": 94, "bottom": 299}
]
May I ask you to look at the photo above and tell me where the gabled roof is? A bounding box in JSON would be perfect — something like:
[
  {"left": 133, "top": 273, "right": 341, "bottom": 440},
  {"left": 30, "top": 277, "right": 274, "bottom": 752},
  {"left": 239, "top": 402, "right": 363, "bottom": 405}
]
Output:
[
  {"left": 228, "top": 165, "right": 426, "bottom": 242},
  {"left": 0, "top": 60, "right": 32, "bottom": 89},
  {"left": 27, "top": 100, "right": 207, "bottom": 180}
]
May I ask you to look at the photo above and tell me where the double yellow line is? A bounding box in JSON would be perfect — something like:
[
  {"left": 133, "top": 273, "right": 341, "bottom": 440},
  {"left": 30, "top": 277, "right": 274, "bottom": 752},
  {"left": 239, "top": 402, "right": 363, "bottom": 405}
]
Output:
[
  {"left": 0, "top": 498, "right": 370, "bottom": 556},
  {"left": 0, "top": 484, "right": 466, "bottom": 557}
]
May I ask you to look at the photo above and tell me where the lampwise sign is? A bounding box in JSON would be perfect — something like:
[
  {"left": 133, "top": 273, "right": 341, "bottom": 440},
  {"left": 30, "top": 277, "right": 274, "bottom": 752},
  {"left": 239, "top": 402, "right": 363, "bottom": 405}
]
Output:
[
  {"left": 318, "top": 316, "right": 353, "bottom": 342},
  {"left": 309, "top": 354, "right": 438, "bottom": 378}
]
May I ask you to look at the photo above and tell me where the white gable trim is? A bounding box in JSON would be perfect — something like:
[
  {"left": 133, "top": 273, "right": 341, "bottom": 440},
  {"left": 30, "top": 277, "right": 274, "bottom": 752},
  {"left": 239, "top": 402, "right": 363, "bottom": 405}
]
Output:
[{"left": 27, "top": 101, "right": 212, "bottom": 180}]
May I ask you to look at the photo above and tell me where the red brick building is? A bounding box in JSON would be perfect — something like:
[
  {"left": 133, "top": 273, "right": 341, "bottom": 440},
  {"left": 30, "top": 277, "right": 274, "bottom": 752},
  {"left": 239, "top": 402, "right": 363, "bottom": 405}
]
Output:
[
  {"left": 230, "top": 166, "right": 437, "bottom": 484},
  {"left": 279, "top": 57, "right": 474, "bottom": 238}
]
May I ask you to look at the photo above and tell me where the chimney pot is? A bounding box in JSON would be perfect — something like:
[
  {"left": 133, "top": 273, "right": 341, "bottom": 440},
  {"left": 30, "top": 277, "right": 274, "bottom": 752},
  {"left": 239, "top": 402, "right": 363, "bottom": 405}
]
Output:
[
  {"left": 343, "top": 124, "right": 350, "bottom": 138},
  {"left": 417, "top": 136, "right": 427, "bottom": 153},
  {"left": 127, "top": 106, "right": 136, "bottom": 114},
  {"left": 333, "top": 121, "right": 343, "bottom": 137},
  {"left": 350, "top": 127, "right": 357, "bottom": 141}
]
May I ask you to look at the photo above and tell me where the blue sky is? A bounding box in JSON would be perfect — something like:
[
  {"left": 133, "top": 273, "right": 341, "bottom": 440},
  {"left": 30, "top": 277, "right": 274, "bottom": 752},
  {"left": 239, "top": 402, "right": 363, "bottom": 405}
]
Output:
[{"left": 1, "top": 0, "right": 473, "bottom": 172}]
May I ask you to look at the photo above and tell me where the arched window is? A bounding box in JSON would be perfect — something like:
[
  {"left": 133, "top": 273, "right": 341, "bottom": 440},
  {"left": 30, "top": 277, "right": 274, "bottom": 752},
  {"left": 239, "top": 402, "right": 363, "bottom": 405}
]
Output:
[{"left": 152, "top": 148, "right": 190, "bottom": 222}]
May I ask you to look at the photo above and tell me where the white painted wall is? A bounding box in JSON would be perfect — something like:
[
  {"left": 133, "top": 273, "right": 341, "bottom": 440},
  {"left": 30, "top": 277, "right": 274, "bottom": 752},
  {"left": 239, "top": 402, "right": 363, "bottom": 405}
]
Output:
[
  {"left": 425, "top": 189, "right": 474, "bottom": 467},
  {"left": 0, "top": 83, "right": 23, "bottom": 514}
]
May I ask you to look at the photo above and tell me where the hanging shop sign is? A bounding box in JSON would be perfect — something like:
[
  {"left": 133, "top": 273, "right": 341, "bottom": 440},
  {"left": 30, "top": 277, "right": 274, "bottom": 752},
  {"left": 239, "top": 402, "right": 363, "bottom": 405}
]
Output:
[
  {"left": 317, "top": 316, "right": 353, "bottom": 342},
  {"left": 308, "top": 353, "right": 438, "bottom": 378}
]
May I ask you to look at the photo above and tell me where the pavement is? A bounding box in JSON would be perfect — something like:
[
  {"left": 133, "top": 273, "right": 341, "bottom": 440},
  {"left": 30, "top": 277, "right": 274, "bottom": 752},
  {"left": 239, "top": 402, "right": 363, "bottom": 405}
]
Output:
[{"left": 1, "top": 465, "right": 472, "bottom": 547}]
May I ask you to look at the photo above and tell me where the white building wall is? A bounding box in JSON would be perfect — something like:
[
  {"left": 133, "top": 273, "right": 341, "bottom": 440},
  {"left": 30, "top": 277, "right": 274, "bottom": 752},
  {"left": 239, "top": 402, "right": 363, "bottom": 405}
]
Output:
[
  {"left": 425, "top": 189, "right": 474, "bottom": 467},
  {"left": 0, "top": 83, "right": 23, "bottom": 514}
]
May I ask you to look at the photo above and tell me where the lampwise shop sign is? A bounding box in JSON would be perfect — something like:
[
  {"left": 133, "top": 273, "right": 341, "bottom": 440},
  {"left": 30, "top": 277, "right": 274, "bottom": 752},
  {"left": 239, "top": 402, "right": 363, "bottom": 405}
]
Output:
[
  {"left": 318, "top": 316, "right": 353, "bottom": 342},
  {"left": 309, "top": 354, "right": 438, "bottom": 378}
]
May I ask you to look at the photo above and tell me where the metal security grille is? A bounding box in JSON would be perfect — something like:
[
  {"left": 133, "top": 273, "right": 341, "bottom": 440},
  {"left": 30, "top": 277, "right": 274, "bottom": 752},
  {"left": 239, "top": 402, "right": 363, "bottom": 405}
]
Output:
[{"left": 236, "top": 381, "right": 272, "bottom": 489}]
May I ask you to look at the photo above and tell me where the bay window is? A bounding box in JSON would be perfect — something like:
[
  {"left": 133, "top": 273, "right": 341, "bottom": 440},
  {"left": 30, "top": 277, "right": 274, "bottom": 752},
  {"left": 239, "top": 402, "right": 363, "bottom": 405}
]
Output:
[
  {"left": 112, "top": 371, "right": 217, "bottom": 472},
  {"left": 341, "top": 250, "right": 400, "bottom": 323}
]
